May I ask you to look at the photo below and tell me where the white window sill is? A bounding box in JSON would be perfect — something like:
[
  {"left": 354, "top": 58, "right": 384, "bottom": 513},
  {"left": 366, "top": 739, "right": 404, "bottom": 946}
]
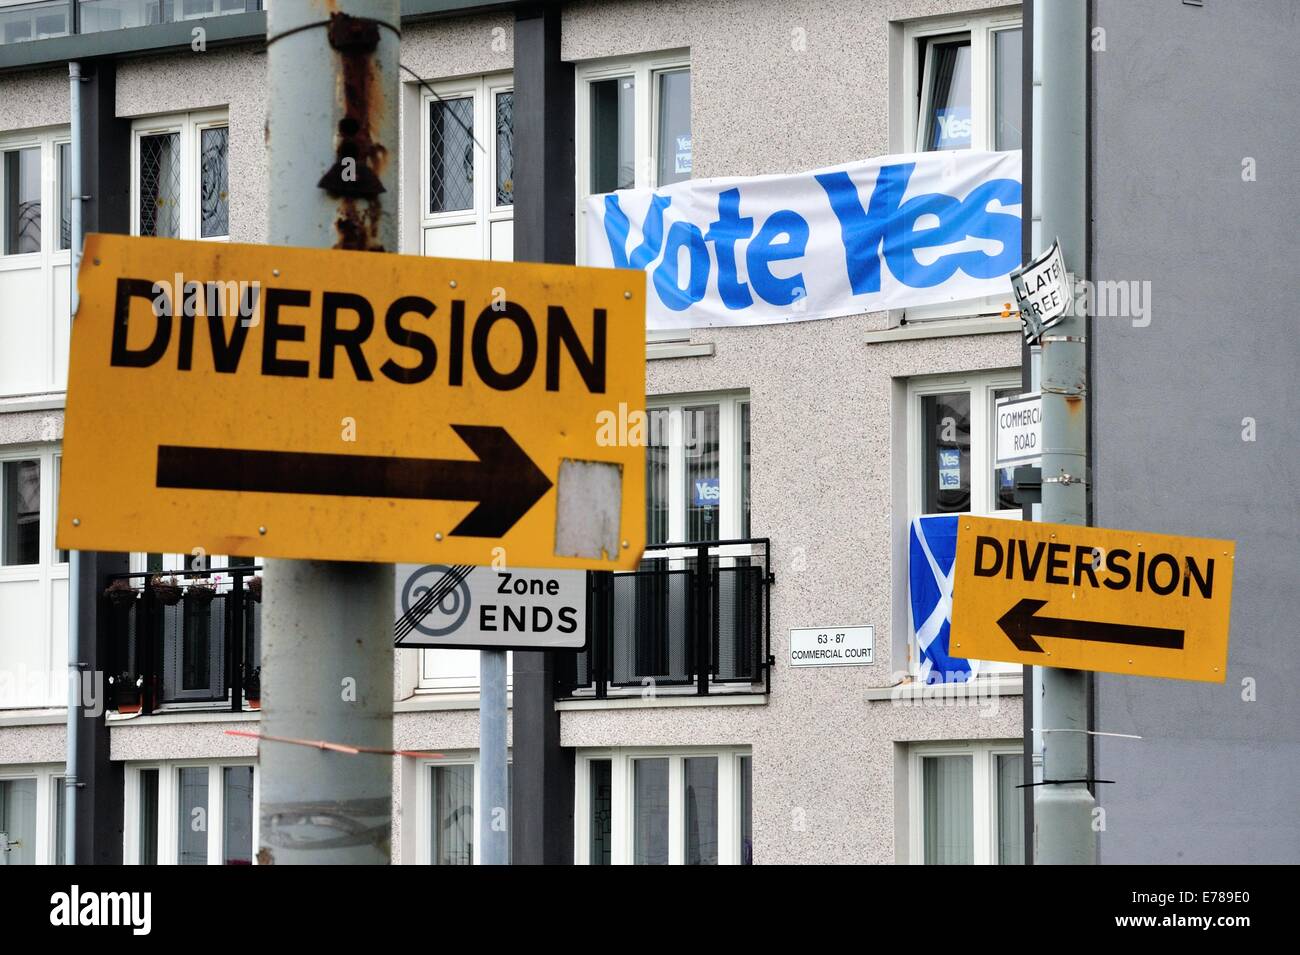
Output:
[
  {"left": 0, "top": 707, "right": 67, "bottom": 727},
  {"left": 396, "top": 692, "right": 511, "bottom": 713},
  {"left": 647, "top": 339, "right": 714, "bottom": 360},
  {"left": 557, "top": 692, "right": 767, "bottom": 711},
  {"left": 0, "top": 392, "right": 65, "bottom": 412},
  {"left": 106, "top": 709, "right": 262, "bottom": 726},
  {"left": 863, "top": 671, "right": 1023, "bottom": 702},
  {"left": 864, "top": 316, "right": 1021, "bottom": 344}
]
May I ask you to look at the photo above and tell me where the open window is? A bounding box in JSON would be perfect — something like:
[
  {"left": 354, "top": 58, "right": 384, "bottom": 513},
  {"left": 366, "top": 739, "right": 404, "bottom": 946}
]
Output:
[{"left": 896, "top": 12, "right": 1023, "bottom": 324}]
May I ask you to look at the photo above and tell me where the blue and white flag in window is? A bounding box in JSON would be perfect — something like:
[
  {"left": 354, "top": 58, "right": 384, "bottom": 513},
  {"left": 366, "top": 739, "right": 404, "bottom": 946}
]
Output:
[{"left": 909, "top": 515, "right": 977, "bottom": 684}]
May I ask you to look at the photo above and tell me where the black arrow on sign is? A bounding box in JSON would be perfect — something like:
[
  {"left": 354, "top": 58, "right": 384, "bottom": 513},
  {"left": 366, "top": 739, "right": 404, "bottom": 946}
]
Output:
[
  {"left": 996, "top": 598, "right": 1185, "bottom": 654},
  {"left": 156, "top": 424, "right": 552, "bottom": 538}
]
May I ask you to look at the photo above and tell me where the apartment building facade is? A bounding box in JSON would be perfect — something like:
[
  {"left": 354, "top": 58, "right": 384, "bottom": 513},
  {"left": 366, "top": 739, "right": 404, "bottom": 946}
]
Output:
[{"left": 0, "top": 0, "right": 1028, "bottom": 865}]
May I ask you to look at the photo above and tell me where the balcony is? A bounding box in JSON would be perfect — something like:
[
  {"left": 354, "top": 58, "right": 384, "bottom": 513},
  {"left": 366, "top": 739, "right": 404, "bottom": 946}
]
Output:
[
  {"left": 556, "top": 538, "right": 774, "bottom": 701},
  {"left": 0, "top": 0, "right": 257, "bottom": 47},
  {"left": 104, "top": 565, "right": 261, "bottom": 716}
]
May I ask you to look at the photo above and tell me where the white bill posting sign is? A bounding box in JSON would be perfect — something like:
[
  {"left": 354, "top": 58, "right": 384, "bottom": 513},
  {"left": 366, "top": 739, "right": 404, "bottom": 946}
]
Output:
[
  {"left": 584, "top": 150, "right": 1022, "bottom": 330},
  {"left": 995, "top": 392, "right": 1042, "bottom": 468}
]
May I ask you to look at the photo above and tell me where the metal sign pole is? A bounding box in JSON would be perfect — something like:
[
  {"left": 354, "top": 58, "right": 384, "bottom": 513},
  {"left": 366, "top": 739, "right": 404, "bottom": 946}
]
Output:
[
  {"left": 479, "top": 650, "right": 509, "bottom": 864},
  {"left": 258, "top": 0, "right": 399, "bottom": 864},
  {"left": 1033, "top": 0, "right": 1096, "bottom": 864}
]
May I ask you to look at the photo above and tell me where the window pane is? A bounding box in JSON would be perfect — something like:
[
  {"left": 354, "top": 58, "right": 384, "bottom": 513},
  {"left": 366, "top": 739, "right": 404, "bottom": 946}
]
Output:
[
  {"left": 55, "top": 777, "right": 66, "bottom": 864},
  {"left": 495, "top": 91, "right": 514, "bottom": 206},
  {"left": 684, "top": 405, "right": 720, "bottom": 542},
  {"left": 139, "top": 132, "right": 181, "bottom": 238},
  {"left": 994, "top": 29, "right": 1023, "bottom": 150},
  {"left": 739, "top": 754, "right": 753, "bottom": 864},
  {"left": 58, "top": 142, "right": 71, "bottom": 251},
  {"left": 200, "top": 126, "right": 229, "bottom": 238},
  {"left": 222, "top": 766, "right": 254, "bottom": 865},
  {"left": 589, "top": 758, "right": 612, "bottom": 865},
  {"left": 429, "top": 97, "right": 475, "bottom": 214},
  {"left": 3, "top": 147, "right": 41, "bottom": 254},
  {"left": 997, "top": 754, "right": 1025, "bottom": 865},
  {"left": 0, "top": 778, "right": 37, "bottom": 865},
  {"left": 922, "top": 392, "right": 970, "bottom": 514},
  {"left": 632, "top": 758, "right": 668, "bottom": 864},
  {"left": 993, "top": 387, "right": 1020, "bottom": 510},
  {"left": 922, "top": 38, "right": 972, "bottom": 150},
  {"left": 740, "top": 402, "right": 752, "bottom": 538},
  {"left": 646, "top": 407, "right": 670, "bottom": 546},
  {"left": 590, "top": 76, "right": 635, "bottom": 193},
  {"left": 138, "top": 769, "right": 159, "bottom": 865},
  {"left": 177, "top": 766, "right": 208, "bottom": 865},
  {"left": 682, "top": 756, "right": 718, "bottom": 865},
  {"left": 431, "top": 764, "right": 474, "bottom": 865},
  {"left": 2, "top": 459, "right": 41, "bottom": 566},
  {"left": 655, "top": 69, "right": 691, "bottom": 186},
  {"left": 923, "top": 755, "right": 973, "bottom": 864}
]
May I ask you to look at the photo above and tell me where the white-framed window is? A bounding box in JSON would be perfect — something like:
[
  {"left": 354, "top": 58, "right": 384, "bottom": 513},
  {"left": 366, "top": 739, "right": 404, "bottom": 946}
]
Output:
[
  {"left": 124, "top": 759, "right": 257, "bottom": 865},
  {"left": 0, "top": 763, "right": 66, "bottom": 865},
  {"left": 410, "top": 751, "right": 511, "bottom": 865},
  {"left": 575, "top": 50, "right": 691, "bottom": 264},
  {"left": 0, "top": 445, "right": 69, "bottom": 710},
  {"left": 421, "top": 73, "right": 514, "bottom": 261},
  {"left": 0, "top": 126, "right": 73, "bottom": 397},
  {"left": 906, "top": 370, "right": 1020, "bottom": 679},
  {"left": 575, "top": 747, "right": 752, "bottom": 865},
  {"left": 646, "top": 392, "right": 751, "bottom": 546},
  {"left": 131, "top": 110, "right": 229, "bottom": 241},
  {"left": 904, "top": 11, "right": 1022, "bottom": 153},
  {"left": 907, "top": 740, "right": 1024, "bottom": 864},
  {"left": 907, "top": 370, "right": 1021, "bottom": 520},
  {"left": 417, "top": 646, "right": 512, "bottom": 692},
  {"left": 896, "top": 10, "right": 1022, "bottom": 323}
]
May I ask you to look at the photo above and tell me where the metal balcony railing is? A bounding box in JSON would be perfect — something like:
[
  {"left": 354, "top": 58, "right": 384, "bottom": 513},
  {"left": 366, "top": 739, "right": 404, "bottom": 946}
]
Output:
[
  {"left": 556, "top": 538, "right": 774, "bottom": 700},
  {"left": 0, "top": 0, "right": 258, "bottom": 46},
  {"left": 104, "top": 565, "right": 261, "bottom": 715}
]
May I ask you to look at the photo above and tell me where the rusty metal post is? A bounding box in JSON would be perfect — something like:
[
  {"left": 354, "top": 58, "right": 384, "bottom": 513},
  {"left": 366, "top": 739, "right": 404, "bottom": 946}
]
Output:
[{"left": 259, "top": 0, "right": 399, "bottom": 864}]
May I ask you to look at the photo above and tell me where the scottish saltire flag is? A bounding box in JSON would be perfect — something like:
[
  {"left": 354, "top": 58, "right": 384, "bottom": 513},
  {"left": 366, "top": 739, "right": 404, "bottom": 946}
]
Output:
[{"left": 909, "top": 515, "right": 977, "bottom": 684}]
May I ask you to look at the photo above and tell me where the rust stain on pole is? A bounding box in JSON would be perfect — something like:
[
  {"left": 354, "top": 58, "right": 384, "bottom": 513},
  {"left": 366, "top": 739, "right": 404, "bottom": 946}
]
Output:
[{"left": 317, "top": 11, "right": 389, "bottom": 251}]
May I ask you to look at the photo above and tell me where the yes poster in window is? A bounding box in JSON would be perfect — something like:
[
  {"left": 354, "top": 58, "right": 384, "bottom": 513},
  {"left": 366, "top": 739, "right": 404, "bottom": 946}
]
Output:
[
  {"left": 937, "top": 449, "right": 962, "bottom": 490},
  {"left": 931, "top": 106, "right": 973, "bottom": 149},
  {"left": 692, "top": 476, "right": 720, "bottom": 508}
]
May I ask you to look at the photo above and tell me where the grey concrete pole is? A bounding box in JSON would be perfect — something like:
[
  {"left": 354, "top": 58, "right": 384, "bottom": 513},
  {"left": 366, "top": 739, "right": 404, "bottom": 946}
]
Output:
[
  {"left": 1033, "top": 0, "right": 1096, "bottom": 864},
  {"left": 259, "top": 0, "right": 399, "bottom": 865},
  {"left": 65, "top": 60, "right": 83, "bottom": 866},
  {"left": 479, "top": 651, "right": 509, "bottom": 864}
]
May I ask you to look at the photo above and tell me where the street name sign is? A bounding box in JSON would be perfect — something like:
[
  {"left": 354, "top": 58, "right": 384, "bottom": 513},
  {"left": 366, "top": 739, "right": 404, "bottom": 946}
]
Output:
[
  {"left": 394, "top": 564, "right": 586, "bottom": 650},
  {"left": 1010, "top": 238, "right": 1071, "bottom": 343},
  {"left": 994, "top": 392, "right": 1041, "bottom": 468},
  {"left": 57, "top": 234, "right": 646, "bottom": 569},
  {"left": 789, "top": 626, "right": 874, "bottom": 667},
  {"left": 951, "top": 516, "right": 1235, "bottom": 682}
]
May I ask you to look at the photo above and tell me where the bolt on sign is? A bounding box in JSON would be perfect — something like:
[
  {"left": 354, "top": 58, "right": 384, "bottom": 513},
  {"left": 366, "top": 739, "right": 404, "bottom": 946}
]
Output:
[
  {"left": 57, "top": 234, "right": 646, "bottom": 570},
  {"left": 951, "top": 516, "right": 1235, "bottom": 682}
]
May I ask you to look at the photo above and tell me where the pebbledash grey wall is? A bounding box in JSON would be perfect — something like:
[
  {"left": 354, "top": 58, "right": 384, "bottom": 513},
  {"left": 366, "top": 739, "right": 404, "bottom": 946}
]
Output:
[
  {"left": 0, "top": 0, "right": 1027, "bottom": 865},
  {"left": 1091, "top": 0, "right": 1300, "bottom": 863}
]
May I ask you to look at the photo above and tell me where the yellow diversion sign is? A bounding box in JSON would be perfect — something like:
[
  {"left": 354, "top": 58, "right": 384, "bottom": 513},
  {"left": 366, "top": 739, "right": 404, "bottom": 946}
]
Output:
[
  {"left": 951, "top": 516, "right": 1235, "bottom": 682},
  {"left": 57, "top": 234, "right": 646, "bottom": 570}
]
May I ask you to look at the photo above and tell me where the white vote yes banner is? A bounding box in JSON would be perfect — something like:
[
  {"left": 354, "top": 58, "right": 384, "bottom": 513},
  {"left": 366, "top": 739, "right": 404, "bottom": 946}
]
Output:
[{"left": 585, "top": 150, "right": 1022, "bottom": 330}]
